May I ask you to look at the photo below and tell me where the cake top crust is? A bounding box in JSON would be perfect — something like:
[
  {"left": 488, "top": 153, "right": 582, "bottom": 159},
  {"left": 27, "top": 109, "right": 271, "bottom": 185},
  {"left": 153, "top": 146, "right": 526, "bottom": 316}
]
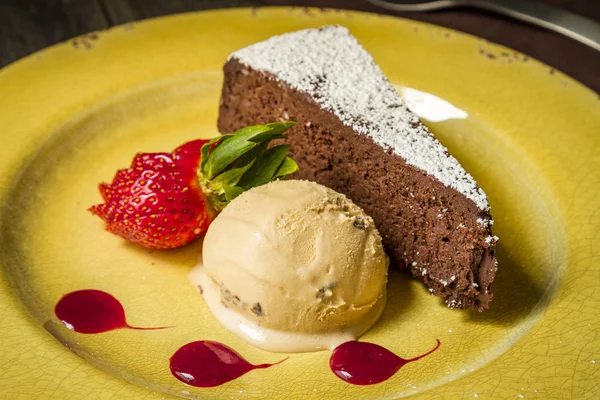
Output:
[{"left": 230, "top": 25, "right": 489, "bottom": 211}]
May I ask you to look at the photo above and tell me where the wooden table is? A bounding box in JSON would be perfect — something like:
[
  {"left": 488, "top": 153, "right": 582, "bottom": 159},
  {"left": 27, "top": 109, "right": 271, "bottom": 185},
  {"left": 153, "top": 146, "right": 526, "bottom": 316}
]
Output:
[{"left": 1, "top": 0, "right": 599, "bottom": 93}]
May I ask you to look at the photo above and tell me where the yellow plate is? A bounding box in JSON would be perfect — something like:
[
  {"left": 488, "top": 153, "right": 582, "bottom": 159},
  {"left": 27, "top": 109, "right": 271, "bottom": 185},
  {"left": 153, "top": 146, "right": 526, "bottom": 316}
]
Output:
[{"left": 1, "top": 7, "right": 598, "bottom": 400}]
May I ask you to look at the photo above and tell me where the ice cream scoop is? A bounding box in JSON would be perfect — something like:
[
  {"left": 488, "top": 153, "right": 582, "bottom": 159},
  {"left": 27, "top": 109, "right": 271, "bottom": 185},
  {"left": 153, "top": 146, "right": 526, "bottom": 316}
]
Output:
[{"left": 190, "top": 180, "right": 389, "bottom": 352}]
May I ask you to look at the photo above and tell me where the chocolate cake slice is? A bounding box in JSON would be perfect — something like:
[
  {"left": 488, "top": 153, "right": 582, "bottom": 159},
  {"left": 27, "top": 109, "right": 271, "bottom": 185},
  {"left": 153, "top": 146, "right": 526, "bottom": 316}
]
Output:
[{"left": 218, "top": 26, "right": 498, "bottom": 311}]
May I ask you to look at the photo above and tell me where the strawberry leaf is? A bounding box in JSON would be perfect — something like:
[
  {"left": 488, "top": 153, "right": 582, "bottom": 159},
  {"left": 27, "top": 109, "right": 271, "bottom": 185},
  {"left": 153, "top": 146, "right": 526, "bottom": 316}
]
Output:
[
  {"left": 274, "top": 156, "right": 299, "bottom": 178},
  {"left": 222, "top": 185, "right": 245, "bottom": 202},
  {"left": 210, "top": 159, "right": 256, "bottom": 189},
  {"left": 198, "top": 121, "right": 298, "bottom": 212},
  {"left": 233, "top": 140, "right": 269, "bottom": 170},
  {"left": 201, "top": 134, "right": 233, "bottom": 173},
  {"left": 247, "top": 121, "right": 296, "bottom": 142},
  {"left": 238, "top": 144, "right": 291, "bottom": 189},
  {"left": 203, "top": 138, "right": 256, "bottom": 179}
]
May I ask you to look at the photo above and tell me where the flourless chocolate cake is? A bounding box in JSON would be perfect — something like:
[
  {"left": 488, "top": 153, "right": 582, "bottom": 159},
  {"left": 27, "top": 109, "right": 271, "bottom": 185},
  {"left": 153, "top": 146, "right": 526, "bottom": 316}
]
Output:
[{"left": 217, "top": 26, "right": 498, "bottom": 311}]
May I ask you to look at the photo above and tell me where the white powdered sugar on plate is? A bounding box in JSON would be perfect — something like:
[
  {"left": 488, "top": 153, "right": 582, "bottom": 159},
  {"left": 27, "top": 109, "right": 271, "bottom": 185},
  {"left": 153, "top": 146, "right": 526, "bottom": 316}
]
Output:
[{"left": 230, "top": 25, "right": 489, "bottom": 210}]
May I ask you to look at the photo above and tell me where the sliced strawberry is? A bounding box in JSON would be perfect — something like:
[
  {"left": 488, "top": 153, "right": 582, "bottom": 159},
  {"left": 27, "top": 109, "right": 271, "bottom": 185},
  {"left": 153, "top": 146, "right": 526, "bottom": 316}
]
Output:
[{"left": 90, "top": 122, "right": 298, "bottom": 249}]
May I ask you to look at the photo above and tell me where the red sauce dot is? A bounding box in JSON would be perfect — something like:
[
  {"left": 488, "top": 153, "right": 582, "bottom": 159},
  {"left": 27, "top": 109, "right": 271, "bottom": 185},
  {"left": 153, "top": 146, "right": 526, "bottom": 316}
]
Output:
[
  {"left": 330, "top": 339, "right": 440, "bottom": 385},
  {"left": 55, "top": 289, "right": 170, "bottom": 333},
  {"left": 170, "top": 340, "right": 286, "bottom": 387}
]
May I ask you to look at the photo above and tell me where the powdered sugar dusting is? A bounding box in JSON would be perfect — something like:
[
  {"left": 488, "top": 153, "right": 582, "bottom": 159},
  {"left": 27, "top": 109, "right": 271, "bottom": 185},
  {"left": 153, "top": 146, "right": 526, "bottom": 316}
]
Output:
[
  {"left": 231, "top": 25, "right": 489, "bottom": 210},
  {"left": 485, "top": 235, "right": 499, "bottom": 245},
  {"left": 477, "top": 217, "right": 494, "bottom": 227}
]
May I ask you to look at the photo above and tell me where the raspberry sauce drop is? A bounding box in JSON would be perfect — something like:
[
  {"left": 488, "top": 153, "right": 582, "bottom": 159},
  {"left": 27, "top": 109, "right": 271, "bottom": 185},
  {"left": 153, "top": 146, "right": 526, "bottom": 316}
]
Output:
[
  {"left": 55, "top": 289, "right": 170, "bottom": 333},
  {"left": 330, "top": 339, "right": 441, "bottom": 385},
  {"left": 170, "top": 341, "right": 287, "bottom": 387}
]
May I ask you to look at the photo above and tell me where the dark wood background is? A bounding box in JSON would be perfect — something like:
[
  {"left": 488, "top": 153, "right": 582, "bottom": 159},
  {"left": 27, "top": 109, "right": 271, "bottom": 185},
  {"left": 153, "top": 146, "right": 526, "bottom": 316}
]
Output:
[{"left": 1, "top": 0, "right": 599, "bottom": 93}]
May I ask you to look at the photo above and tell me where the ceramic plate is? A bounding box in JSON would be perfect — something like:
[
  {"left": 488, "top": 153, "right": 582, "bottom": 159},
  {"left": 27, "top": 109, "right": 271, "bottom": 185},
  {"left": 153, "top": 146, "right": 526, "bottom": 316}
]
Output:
[{"left": 0, "top": 7, "right": 598, "bottom": 400}]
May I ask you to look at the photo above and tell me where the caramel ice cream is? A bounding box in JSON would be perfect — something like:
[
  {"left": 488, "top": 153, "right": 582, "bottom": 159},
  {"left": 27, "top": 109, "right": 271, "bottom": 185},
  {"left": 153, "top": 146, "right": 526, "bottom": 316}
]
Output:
[{"left": 190, "top": 180, "right": 389, "bottom": 352}]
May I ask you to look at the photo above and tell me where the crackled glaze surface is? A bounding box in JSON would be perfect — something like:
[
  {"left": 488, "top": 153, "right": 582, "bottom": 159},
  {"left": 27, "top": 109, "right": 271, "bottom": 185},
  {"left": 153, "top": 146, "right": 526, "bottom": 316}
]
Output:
[{"left": 0, "top": 7, "right": 598, "bottom": 400}]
